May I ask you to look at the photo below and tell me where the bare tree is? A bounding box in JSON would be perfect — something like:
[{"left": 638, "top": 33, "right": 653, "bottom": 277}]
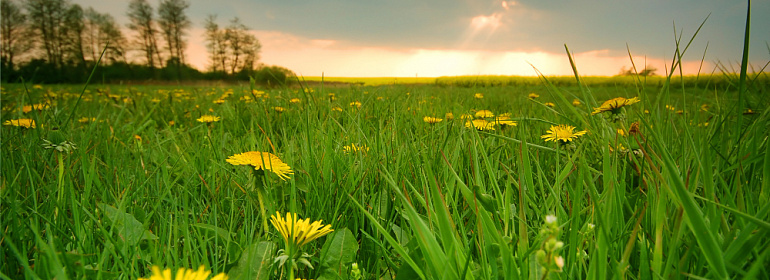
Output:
[
  {"left": 158, "top": 0, "right": 189, "bottom": 67},
  {"left": 61, "top": 3, "right": 85, "bottom": 65},
  {"left": 1, "top": 0, "right": 32, "bottom": 70},
  {"left": 223, "top": 17, "right": 260, "bottom": 74},
  {"left": 204, "top": 14, "right": 227, "bottom": 72},
  {"left": 127, "top": 0, "right": 162, "bottom": 68},
  {"left": 83, "top": 7, "right": 126, "bottom": 63},
  {"left": 25, "top": 0, "right": 69, "bottom": 68}
]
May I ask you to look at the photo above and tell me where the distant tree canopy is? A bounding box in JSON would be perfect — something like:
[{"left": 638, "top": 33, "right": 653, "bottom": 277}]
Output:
[
  {"left": 0, "top": 0, "right": 293, "bottom": 84},
  {"left": 620, "top": 65, "right": 658, "bottom": 76}
]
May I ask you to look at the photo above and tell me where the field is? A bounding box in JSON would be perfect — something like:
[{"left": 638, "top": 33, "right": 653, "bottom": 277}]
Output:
[{"left": 1, "top": 71, "right": 769, "bottom": 280}]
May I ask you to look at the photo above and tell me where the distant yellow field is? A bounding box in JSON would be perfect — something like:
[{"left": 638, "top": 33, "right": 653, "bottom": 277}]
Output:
[{"left": 300, "top": 76, "right": 437, "bottom": 86}]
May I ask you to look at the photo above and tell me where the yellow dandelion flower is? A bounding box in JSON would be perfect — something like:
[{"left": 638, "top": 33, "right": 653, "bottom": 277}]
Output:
[
  {"left": 700, "top": 104, "right": 709, "bottom": 112},
  {"left": 331, "top": 106, "right": 343, "bottom": 112},
  {"left": 3, "top": 119, "right": 36, "bottom": 128},
  {"left": 213, "top": 99, "right": 225, "bottom": 104},
  {"left": 134, "top": 134, "right": 143, "bottom": 142},
  {"left": 475, "top": 110, "right": 494, "bottom": 118},
  {"left": 423, "top": 116, "right": 443, "bottom": 124},
  {"left": 33, "top": 84, "right": 43, "bottom": 89},
  {"left": 493, "top": 115, "right": 517, "bottom": 126},
  {"left": 343, "top": 143, "right": 369, "bottom": 153},
  {"left": 23, "top": 103, "right": 49, "bottom": 113},
  {"left": 591, "top": 97, "right": 640, "bottom": 115},
  {"left": 572, "top": 99, "right": 582, "bottom": 106},
  {"left": 528, "top": 93, "right": 540, "bottom": 99},
  {"left": 270, "top": 212, "right": 334, "bottom": 249},
  {"left": 226, "top": 151, "right": 293, "bottom": 180},
  {"left": 78, "top": 117, "right": 96, "bottom": 123},
  {"left": 541, "top": 125, "right": 587, "bottom": 143},
  {"left": 617, "top": 128, "right": 626, "bottom": 137},
  {"left": 289, "top": 98, "right": 301, "bottom": 103},
  {"left": 138, "top": 265, "right": 228, "bottom": 280},
  {"left": 349, "top": 101, "right": 362, "bottom": 108},
  {"left": 197, "top": 115, "right": 221, "bottom": 123},
  {"left": 376, "top": 96, "right": 384, "bottom": 101},
  {"left": 459, "top": 114, "right": 474, "bottom": 120},
  {"left": 466, "top": 119, "right": 495, "bottom": 131},
  {"left": 474, "top": 93, "right": 484, "bottom": 99},
  {"left": 273, "top": 106, "right": 286, "bottom": 113},
  {"left": 328, "top": 93, "right": 336, "bottom": 101},
  {"left": 445, "top": 112, "right": 454, "bottom": 120},
  {"left": 544, "top": 102, "right": 555, "bottom": 107}
]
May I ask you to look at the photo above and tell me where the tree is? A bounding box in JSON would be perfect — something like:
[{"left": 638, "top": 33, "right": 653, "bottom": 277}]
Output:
[
  {"left": 83, "top": 7, "right": 126, "bottom": 64},
  {"left": 620, "top": 65, "right": 657, "bottom": 76},
  {"left": 61, "top": 3, "right": 85, "bottom": 65},
  {"left": 127, "top": 0, "right": 162, "bottom": 68},
  {"left": 204, "top": 14, "right": 226, "bottom": 73},
  {"left": 25, "top": 0, "right": 69, "bottom": 68},
  {"left": 158, "top": 0, "right": 190, "bottom": 66},
  {"left": 223, "top": 17, "right": 260, "bottom": 74},
  {"left": 1, "top": 0, "right": 32, "bottom": 71}
]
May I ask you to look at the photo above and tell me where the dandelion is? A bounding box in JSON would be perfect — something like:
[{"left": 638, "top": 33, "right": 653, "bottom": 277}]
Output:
[
  {"left": 700, "top": 104, "right": 709, "bottom": 112},
  {"left": 544, "top": 102, "right": 555, "bottom": 108},
  {"left": 138, "top": 265, "right": 228, "bottom": 280},
  {"left": 33, "top": 84, "right": 43, "bottom": 89},
  {"left": 376, "top": 96, "right": 384, "bottom": 101},
  {"left": 541, "top": 125, "right": 587, "bottom": 143},
  {"left": 459, "top": 114, "right": 473, "bottom": 120},
  {"left": 475, "top": 110, "right": 494, "bottom": 118},
  {"left": 591, "top": 97, "right": 640, "bottom": 115},
  {"left": 213, "top": 99, "right": 226, "bottom": 104},
  {"left": 445, "top": 112, "right": 454, "bottom": 120},
  {"left": 423, "top": 116, "right": 443, "bottom": 124},
  {"left": 226, "top": 151, "right": 293, "bottom": 180},
  {"left": 134, "top": 135, "right": 143, "bottom": 142},
  {"left": 3, "top": 119, "right": 36, "bottom": 128},
  {"left": 78, "top": 117, "right": 96, "bottom": 123},
  {"left": 528, "top": 93, "right": 539, "bottom": 99},
  {"left": 23, "top": 103, "right": 49, "bottom": 113},
  {"left": 273, "top": 106, "right": 286, "bottom": 113},
  {"left": 349, "top": 101, "right": 362, "bottom": 108},
  {"left": 474, "top": 93, "right": 484, "bottom": 99},
  {"left": 628, "top": 122, "right": 640, "bottom": 136},
  {"left": 197, "top": 115, "right": 221, "bottom": 123},
  {"left": 493, "top": 115, "right": 517, "bottom": 127},
  {"left": 328, "top": 93, "right": 336, "bottom": 101},
  {"left": 289, "top": 98, "right": 300, "bottom": 103},
  {"left": 343, "top": 143, "right": 369, "bottom": 154},
  {"left": 271, "top": 212, "right": 334, "bottom": 279},
  {"left": 331, "top": 106, "right": 343, "bottom": 112},
  {"left": 572, "top": 99, "right": 582, "bottom": 106},
  {"left": 466, "top": 119, "right": 495, "bottom": 131},
  {"left": 617, "top": 128, "right": 626, "bottom": 137},
  {"left": 270, "top": 212, "right": 334, "bottom": 249}
]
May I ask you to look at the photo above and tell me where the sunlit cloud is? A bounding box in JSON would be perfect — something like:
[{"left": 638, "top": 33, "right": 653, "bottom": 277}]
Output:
[
  {"left": 470, "top": 13, "right": 503, "bottom": 31},
  {"left": 184, "top": 29, "right": 708, "bottom": 77},
  {"left": 501, "top": 1, "right": 518, "bottom": 10}
]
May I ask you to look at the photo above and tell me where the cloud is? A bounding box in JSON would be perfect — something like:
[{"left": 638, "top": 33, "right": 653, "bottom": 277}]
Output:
[
  {"left": 470, "top": 13, "right": 503, "bottom": 31},
  {"left": 184, "top": 28, "right": 708, "bottom": 77}
]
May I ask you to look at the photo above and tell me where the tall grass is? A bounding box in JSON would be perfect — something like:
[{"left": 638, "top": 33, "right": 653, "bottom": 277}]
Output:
[{"left": 2, "top": 8, "right": 769, "bottom": 280}]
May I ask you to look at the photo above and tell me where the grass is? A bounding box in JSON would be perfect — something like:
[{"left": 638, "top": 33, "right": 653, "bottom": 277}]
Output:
[
  {"left": 1, "top": 65, "right": 767, "bottom": 279},
  {"left": 1, "top": 6, "right": 769, "bottom": 278}
]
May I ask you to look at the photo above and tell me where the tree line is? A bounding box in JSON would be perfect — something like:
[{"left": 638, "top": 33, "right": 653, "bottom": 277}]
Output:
[{"left": 1, "top": 0, "right": 295, "bottom": 84}]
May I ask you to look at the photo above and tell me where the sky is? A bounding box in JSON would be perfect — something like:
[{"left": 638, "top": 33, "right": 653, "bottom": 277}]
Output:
[{"left": 74, "top": 0, "right": 769, "bottom": 77}]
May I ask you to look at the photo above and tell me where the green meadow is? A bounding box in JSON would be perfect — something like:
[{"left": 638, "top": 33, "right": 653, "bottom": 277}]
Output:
[{"left": 2, "top": 64, "right": 769, "bottom": 280}]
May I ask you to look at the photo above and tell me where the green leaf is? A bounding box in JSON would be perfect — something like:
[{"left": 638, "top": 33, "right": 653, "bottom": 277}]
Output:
[
  {"left": 317, "top": 228, "right": 359, "bottom": 280},
  {"left": 98, "top": 203, "right": 158, "bottom": 247},
  {"left": 227, "top": 241, "right": 276, "bottom": 280}
]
